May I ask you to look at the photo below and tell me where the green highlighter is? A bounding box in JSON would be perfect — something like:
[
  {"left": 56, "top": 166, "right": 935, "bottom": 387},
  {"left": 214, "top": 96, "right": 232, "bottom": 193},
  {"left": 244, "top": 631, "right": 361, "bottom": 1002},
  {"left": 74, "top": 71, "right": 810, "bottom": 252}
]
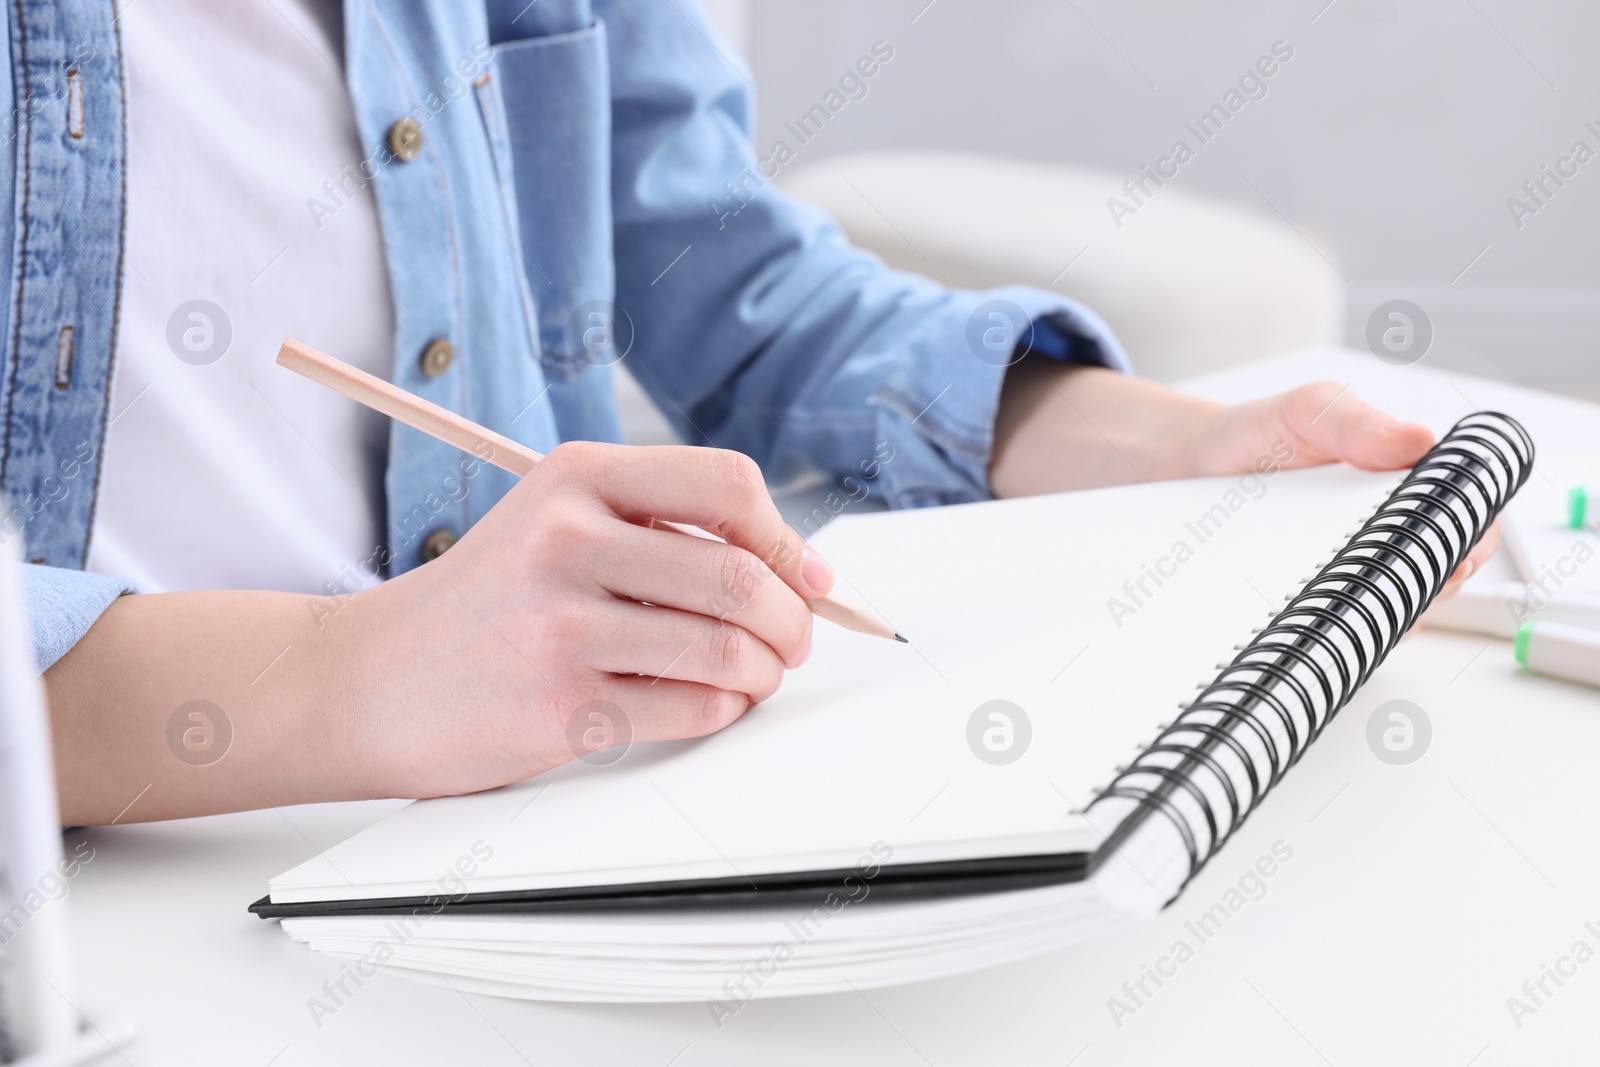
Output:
[{"left": 1572, "top": 486, "right": 1592, "bottom": 530}]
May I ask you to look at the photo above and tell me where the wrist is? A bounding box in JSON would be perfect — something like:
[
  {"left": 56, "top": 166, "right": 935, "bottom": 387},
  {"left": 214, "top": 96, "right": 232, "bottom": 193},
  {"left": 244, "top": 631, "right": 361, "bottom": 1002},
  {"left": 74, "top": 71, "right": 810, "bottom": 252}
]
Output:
[
  {"left": 1125, "top": 393, "right": 1227, "bottom": 483},
  {"left": 298, "top": 580, "right": 410, "bottom": 800},
  {"left": 1168, "top": 398, "right": 1239, "bottom": 480}
]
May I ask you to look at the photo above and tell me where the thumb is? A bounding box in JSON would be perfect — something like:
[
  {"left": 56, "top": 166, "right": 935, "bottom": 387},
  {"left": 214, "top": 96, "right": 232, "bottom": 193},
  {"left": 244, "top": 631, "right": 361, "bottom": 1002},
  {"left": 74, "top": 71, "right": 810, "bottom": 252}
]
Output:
[{"left": 1262, "top": 382, "right": 1436, "bottom": 472}]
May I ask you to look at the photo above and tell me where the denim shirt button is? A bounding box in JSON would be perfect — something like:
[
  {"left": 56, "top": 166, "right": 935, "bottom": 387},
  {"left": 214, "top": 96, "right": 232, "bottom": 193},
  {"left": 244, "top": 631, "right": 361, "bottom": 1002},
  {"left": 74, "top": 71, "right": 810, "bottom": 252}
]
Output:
[
  {"left": 419, "top": 338, "right": 454, "bottom": 378},
  {"left": 388, "top": 117, "right": 423, "bottom": 161},
  {"left": 421, "top": 528, "right": 458, "bottom": 562}
]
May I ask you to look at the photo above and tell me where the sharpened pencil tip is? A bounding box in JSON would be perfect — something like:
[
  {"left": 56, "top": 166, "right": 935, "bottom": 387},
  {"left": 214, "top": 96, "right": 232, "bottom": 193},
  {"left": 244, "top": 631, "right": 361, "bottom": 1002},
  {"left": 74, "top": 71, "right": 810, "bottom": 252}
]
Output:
[{"left": 894, "top": 633, "right": 909, "bottom": 644}]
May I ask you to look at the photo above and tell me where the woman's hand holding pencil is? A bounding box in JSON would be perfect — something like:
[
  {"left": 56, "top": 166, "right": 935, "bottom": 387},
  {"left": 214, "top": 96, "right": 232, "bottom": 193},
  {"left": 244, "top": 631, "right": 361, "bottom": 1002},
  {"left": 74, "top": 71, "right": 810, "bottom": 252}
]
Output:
[
  {"left": 275, "top": 339, "right": 903, "bottom": 798},
  {"left": 336, "top": 437, "right": 837, "bottom": 796}
]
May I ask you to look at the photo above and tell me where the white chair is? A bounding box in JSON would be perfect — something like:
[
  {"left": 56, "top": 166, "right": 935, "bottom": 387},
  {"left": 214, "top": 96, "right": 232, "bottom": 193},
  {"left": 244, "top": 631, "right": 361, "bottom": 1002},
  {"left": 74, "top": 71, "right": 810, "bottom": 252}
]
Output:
[{"left": 779, "top": 149, "right": 1346, "bottom": 383}]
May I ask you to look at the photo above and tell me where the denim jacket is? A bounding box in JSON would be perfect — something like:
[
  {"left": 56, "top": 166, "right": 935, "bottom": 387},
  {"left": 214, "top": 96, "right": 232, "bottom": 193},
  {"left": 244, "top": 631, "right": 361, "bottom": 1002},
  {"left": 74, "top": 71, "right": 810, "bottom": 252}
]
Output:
[{"left": 1, "top": 0, "right": 1126, "bottom": 670}]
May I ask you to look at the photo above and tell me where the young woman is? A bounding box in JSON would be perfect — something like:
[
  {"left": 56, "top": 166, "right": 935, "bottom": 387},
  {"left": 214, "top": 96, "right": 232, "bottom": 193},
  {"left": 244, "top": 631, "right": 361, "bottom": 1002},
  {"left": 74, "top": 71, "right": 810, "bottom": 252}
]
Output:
[{"left": 1, "top": 0, "right": 1492, "bottom": 825}]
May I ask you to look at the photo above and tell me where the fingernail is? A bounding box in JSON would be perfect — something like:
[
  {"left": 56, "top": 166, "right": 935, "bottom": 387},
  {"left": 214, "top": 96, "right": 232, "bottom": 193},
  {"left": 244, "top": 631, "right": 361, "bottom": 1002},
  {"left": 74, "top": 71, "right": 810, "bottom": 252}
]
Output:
[
  {"left": 800, "top": 545, "right": 835, "bottom": 596},
  {"left": 1459, "top": 558, "right": 1476, "bottom": 581}
]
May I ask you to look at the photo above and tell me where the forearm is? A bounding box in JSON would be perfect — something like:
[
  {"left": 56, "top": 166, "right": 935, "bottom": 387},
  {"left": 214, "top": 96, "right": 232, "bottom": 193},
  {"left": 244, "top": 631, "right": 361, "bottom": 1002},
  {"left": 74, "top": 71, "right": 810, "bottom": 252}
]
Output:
[
  {"left": 45, "top": 589, "right": 372, "bottom": 825},
  {"left": 989, "top": 359, "right": 1223, "bottom": 496}
]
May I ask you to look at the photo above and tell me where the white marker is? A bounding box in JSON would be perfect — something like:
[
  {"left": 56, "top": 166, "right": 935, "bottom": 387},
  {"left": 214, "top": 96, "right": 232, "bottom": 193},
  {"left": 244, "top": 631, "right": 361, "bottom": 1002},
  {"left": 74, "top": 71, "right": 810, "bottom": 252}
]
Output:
[
  {"left": 1570, "top": 486, "right": 1599, "bottom": 530},
  {"left": 1516, "top": 619, "right": 1600, "bottom": 691},
  {"left": 1422, "top": 580, "right": 1600, "bottom": 640}
]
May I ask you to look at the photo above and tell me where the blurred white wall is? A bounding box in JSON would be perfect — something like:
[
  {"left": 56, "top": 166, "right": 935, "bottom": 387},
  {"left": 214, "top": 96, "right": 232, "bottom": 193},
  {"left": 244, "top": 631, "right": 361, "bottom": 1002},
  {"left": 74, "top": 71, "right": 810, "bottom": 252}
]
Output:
[
  {"left": 700, "top": 0, "right": 753, "bottom": 59},
  {"left": 704, "top": 0, "right": 1600, "bottom": 398}
]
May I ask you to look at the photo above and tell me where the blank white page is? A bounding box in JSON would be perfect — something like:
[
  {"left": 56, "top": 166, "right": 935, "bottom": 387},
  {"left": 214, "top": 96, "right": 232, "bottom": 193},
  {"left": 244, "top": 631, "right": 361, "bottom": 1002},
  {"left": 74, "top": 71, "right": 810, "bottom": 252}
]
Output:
[{"left": 271, "top": 465, "right": 1396, "bottom": 903}]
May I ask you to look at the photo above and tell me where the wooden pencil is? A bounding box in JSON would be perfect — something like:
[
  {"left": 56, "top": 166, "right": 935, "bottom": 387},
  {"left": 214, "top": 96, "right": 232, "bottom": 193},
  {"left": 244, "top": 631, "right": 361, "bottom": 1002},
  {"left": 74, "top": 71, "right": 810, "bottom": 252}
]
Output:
[{"left": 276, "top": 338, "right": 906, "bottom": 643}]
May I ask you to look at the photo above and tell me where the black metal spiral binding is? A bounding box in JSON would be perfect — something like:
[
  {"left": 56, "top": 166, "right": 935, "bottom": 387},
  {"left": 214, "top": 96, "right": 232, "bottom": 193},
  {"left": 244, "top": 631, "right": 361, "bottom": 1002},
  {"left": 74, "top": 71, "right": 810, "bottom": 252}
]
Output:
[{"left": 1088, "top": 412, "right": 1534, "bottom": 895}]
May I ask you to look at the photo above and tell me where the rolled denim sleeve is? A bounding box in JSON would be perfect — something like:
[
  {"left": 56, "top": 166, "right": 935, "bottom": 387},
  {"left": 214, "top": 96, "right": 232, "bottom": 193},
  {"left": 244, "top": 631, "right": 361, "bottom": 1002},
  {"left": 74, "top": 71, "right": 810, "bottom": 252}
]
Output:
[
  {"left": 21, "top": 564, "right": 134, "bottom": 671},
  {"left": 596, "top": 2, "right": 1129, "bottom": 509}
]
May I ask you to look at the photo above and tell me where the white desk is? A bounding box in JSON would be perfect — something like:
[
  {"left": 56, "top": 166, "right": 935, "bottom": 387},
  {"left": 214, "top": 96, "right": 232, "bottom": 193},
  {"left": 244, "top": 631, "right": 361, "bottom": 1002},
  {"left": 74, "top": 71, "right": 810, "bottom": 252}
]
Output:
[{"left": 65, "top": 348, "right": 1600, "bottom": 1066}]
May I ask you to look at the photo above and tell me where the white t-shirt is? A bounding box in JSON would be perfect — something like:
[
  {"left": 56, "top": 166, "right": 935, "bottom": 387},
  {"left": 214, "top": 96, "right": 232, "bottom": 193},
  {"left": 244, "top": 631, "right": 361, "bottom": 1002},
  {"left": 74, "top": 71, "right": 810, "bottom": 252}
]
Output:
[{"left": 88, "top": 0, "right": 394, "bottom": 596}]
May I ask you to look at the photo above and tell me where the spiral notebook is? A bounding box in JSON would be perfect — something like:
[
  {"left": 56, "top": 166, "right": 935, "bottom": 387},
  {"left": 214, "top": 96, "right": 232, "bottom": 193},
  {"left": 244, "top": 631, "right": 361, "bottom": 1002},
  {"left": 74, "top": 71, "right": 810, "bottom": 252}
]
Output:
[{"left": 252, "top": 413, "right": 1532, "bottom": 1002}]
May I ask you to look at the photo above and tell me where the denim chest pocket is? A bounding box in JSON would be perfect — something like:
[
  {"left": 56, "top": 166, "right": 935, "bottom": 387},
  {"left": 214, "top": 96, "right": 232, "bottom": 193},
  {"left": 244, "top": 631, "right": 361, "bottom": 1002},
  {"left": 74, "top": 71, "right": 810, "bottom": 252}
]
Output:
[{"left": 475, "top": 21, "right": 615, "bottom": 382}]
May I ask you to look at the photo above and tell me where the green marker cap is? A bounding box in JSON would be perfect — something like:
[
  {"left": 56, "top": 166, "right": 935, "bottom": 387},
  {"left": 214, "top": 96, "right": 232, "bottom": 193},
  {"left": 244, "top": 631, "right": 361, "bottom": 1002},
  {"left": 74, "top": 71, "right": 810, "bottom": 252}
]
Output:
[
  {"left": 1571, "top": 486, "right": 1588, "bottom": 530},
  {"left": 1515, "top": 619, "right": 1537, "bottom": 668}
]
